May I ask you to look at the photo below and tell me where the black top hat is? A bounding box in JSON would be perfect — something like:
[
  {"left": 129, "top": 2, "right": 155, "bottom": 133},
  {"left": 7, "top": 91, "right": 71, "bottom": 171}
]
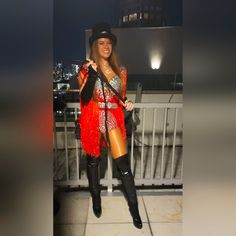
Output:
[{"left": 89, "top": 22, "right": 117, "bottom": 47}]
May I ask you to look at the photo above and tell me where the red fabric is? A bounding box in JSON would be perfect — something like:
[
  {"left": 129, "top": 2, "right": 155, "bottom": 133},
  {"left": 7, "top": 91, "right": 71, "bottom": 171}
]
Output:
[{"left": 78, "top": 67, "right": 127, "bottom": 157}]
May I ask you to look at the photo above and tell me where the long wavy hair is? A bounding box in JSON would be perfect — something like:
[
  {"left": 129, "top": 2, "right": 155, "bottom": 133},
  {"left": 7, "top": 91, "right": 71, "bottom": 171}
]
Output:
[{"left": 89, "top": 39, "right": 123, "bottom": 82}]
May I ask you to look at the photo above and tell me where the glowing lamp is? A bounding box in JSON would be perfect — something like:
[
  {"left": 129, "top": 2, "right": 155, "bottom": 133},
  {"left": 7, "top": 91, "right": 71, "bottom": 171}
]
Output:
[{"left": 151, "top": 55, "right": 162, "bottom": 70}]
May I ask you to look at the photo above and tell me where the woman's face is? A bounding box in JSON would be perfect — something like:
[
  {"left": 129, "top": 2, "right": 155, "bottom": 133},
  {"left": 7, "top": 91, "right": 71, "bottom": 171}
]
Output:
[{"left": 97, "top": 38, "right": 112, "bottom": 60}]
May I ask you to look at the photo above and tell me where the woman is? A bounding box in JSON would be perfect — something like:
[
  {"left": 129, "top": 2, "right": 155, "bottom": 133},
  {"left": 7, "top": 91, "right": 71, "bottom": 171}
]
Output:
[{"left": 78, "top": 22, "right": 142, "bottom": 229}]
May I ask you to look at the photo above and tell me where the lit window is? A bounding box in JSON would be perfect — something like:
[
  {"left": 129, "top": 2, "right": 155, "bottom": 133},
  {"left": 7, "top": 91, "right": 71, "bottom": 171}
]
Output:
[
  {"left": 129, "top": 13, "right": 137, "bottom": 21},
  {"left": 123, "top": 15, "right": 128, "bottom": 22},
  {"left": 139, "top": 12, "right": 142, "bottom": 19},
  {"left": 143, "top": 12, "right": 149, "bottom": 19}
]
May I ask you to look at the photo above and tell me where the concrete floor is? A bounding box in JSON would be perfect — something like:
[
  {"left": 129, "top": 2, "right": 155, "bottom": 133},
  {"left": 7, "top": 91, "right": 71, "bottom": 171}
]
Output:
[{"left": 54, "top": 190, "right": 182, "bottom": 236}]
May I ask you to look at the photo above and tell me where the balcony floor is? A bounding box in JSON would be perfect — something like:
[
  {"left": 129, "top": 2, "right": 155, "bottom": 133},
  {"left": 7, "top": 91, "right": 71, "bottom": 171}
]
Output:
[{"left": 54, "top": 190, "right": 182, "bottom": 236}]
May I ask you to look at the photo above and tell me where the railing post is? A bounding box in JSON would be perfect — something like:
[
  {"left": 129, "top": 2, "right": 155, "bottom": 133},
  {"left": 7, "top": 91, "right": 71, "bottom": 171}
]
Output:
[
  {"left": 151, "top": 108, "right": 157, "bottom": 179},
  {"left": 107, "top": 152, "right": 113, "bottom": 192},
  {"left": 171, "top": 108, "right": 178, "bottom": 179},
  {"left": 141, "top": 108, "right": 146, "bottom": 179},
  {"left": 161, "top": 108, "right": 167, "bottom": 179},
  {"left": 131, "top": 110, "right": 135, "bottom": 173},
  {"left": 74, "top": 108, "right": 80, "bottom": 180},
  {"left": 64, "top": 108, "right": 69, "bottom": 181}
]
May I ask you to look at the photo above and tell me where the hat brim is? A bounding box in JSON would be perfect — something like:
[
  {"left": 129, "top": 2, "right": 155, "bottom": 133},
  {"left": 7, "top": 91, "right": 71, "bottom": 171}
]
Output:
[{"left": 89, "top": 33, "right": 117, "bottom": 47}]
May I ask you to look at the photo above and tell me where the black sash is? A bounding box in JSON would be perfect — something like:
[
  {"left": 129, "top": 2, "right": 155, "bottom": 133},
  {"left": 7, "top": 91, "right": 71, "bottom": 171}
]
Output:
[{"left": 80, "top": 65, "right": 127, "bottom": 104}]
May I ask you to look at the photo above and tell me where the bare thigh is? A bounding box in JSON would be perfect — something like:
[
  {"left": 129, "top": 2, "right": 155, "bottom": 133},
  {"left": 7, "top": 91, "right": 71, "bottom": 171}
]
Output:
[{"left": 102, "top": 127, "right": 127, "bottom": 158}]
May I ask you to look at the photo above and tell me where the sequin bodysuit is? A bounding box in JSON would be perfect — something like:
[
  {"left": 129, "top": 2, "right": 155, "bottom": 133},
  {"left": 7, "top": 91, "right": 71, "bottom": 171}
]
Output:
[
  {"left": 95, "top": 75, "right": 122, "bottom": 133},
  {"left": 78, "top": 67, "right": 127, "bottom": 157}
]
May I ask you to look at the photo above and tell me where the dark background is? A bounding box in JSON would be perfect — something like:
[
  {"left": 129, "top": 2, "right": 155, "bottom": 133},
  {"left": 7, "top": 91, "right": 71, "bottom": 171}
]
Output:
[{"left": 54, "top": 0, "right": 182, "bottom": 65}]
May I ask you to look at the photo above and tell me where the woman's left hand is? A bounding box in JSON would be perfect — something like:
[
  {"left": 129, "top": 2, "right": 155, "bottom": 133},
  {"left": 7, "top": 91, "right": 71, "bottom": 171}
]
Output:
[{"left": 124, "top": 100, "right": 134, "bottom": 111}]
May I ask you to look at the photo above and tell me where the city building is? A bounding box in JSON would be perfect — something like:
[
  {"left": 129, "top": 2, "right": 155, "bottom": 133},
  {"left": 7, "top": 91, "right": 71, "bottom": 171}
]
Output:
[{"left": 117, "top": 0, "right": 163, "bottom": 27}]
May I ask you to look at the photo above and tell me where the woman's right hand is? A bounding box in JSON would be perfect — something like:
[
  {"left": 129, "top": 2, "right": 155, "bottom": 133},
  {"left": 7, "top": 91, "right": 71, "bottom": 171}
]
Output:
[{"left": 83, "top": 59, "right": 97, "bottom": 72}]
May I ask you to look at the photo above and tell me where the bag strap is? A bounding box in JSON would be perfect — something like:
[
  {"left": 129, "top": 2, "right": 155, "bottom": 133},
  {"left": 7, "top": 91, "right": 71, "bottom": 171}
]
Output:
[{"left": 96, "top": 69, "right": 127, "bottom": 103}]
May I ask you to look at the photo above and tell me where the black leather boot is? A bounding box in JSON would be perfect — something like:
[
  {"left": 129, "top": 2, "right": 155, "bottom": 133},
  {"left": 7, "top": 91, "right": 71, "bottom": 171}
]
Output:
[
  {"left": 114, "top": 154, "right": 143, "bottom": 229},
  {"left": 87, "top": 155, "right": 102, "bottom": 218}
]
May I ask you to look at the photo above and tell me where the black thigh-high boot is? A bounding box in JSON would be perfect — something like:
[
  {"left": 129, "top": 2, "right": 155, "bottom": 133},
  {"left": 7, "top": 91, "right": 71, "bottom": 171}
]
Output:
[
  {"left": 87, "top": 155, "right": 102, "bottom": 218},
  {"left": 114, "top": 154, "right": 143, "bottom": 229}
]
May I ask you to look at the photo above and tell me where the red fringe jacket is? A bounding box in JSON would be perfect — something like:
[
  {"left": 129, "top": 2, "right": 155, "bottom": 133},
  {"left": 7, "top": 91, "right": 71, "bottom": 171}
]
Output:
[{"left": 78, "top": 67, "right": 127, "bottom": 157}]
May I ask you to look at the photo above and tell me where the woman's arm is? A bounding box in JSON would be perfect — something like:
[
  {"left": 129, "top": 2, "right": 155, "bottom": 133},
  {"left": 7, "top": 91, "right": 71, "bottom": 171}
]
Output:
[
  {"left": 78, "top": 60, "right": 98, "bottom": 94},
  {"left": 121, "top": 66, "right": 127, "bottom": 99},
  {"left": 121, "top": 67, "right": 134, "bottom": 111},
  {"left": 78, "top": 68, "right": 88, "bottom": 94},
  {"left": 78, "top": 60, "right": 98, "bottom": 104}
]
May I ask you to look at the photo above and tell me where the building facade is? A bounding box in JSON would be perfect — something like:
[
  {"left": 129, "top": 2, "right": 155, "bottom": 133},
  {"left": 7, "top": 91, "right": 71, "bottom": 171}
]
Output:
[{"left": 117, "top": 0, "right": 163, "bottom": 27}]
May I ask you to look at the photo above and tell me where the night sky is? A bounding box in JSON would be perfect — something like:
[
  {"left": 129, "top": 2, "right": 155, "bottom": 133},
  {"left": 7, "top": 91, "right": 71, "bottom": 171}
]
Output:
[{"left": 54, "top": 0, "right": 182, "bottom": 66}]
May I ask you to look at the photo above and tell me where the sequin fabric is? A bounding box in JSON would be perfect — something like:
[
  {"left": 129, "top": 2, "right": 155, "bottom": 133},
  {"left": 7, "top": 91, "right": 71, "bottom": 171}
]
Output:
[
  {"left": 95, "top": 76, "right": 122, "bottom": 133},
  {"left": 99, "top": 110, "right": 117, "bottom": 133},
  {"left": 78, "top": 67, "right": 127, "bottom": 157},
  {"left": 94, "top": 76, "right": 122, "bottom": 102}
]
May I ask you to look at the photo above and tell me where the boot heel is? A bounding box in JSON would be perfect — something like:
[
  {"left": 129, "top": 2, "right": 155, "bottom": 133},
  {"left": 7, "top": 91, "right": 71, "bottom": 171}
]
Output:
[
  {"left": 129, "top": 203, "right": 143, "bottom": 229},
  {"left": 91, "top": 194, "right": 102, "bottom": 218},
  {"left": 93, "top": 204, "right": 102, "bottom": 218}
]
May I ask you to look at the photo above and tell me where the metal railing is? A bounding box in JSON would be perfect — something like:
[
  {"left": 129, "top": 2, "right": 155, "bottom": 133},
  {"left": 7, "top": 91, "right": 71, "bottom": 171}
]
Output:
[{"left": 54, "top": 102, "right": 183, "bottom": 191}]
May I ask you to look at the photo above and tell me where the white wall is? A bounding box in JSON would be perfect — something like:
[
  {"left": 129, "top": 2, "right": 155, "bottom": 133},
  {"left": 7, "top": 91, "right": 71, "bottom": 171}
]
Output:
[{"left": 86, "top": 26, "right": 182, "bottom": 75}]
